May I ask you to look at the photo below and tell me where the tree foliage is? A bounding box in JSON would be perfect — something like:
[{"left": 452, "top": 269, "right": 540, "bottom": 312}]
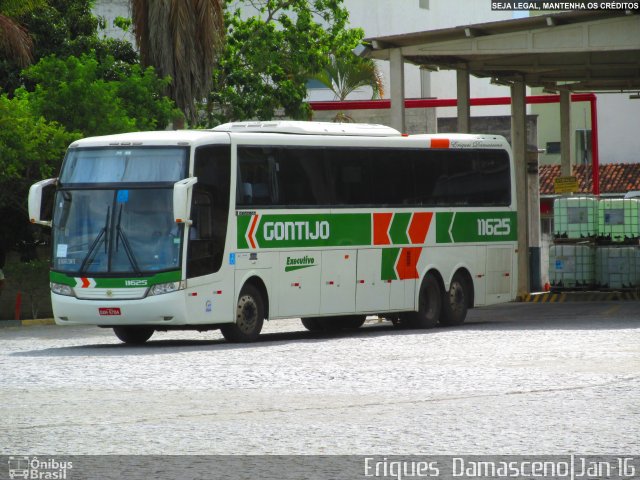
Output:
[
  {"left": 0, "top": 91, "right": 80, "bottom": 214},
  {"left": 313, "top": 54, "right": 383, "bottom": 101},
  {"left": 206, "top": 0, "right": 364, "bottom": 125},
  {"left": 130, "top": 0, "right": 225, "bottom": 125},
  {"left": 24, "top": 52, "right": 179, "bottom": 137},
  {"left": 0, "top": 0, "right": 37, "bottom": 69},
  {"left": 0, "top": 0, "right": 138, "bottom": 96}
]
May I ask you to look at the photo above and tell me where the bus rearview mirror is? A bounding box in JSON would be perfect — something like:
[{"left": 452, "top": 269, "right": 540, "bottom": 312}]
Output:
[
  {"left": 173, "top": 177, "right": 198, "bottom": 224},
  {"left": 28, "top": 178, "right": 57, "bottom": 227}
]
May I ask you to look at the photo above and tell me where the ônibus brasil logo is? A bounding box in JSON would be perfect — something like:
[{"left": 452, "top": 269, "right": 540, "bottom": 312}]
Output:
[{"left": 8, "top": 456, "right": 73, "bottom": 479}]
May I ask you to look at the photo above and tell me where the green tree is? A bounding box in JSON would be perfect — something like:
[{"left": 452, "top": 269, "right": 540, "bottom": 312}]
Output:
[
  {"left": 0, "top": 0, "right": 36, "bottom": 68},
  {"left": 24, "top": 52, "right": 179, "bottom": 136},
  {"left": 313, "top": 54, "right": 383, "bottom": 101},
  {"left": 130, "top": 0, "right": 225, "bottom": 125},
  {"left": 206, "top": 0, "right": 364, "bottom": 125},
  {"left": 312, "top": 54, "right": 383, "bottom": 122},
  {"left": 0, "top": 90, "right": 80, "bottom": 215},
  {"left": 0, "top": 0, "right": 138, "bottom": 96}
]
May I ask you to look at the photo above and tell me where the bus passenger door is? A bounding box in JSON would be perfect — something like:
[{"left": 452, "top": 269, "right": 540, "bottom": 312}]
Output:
[
  {"left": 320, "top": 250, "right": 356, "bottom": 314},
  {"left": 277, "top": 251, "right": 321, "bottom": 317},
  {"left": 485, "top": 246, "right": 513, "bottom": 304},
  {"left": 356, "top": 249, "right": 390, "bottom": 313}
]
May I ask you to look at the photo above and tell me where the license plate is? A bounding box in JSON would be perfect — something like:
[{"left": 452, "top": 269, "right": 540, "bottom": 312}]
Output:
[{"left": 99, "top": 307, "right": 121, "bottom": 316}]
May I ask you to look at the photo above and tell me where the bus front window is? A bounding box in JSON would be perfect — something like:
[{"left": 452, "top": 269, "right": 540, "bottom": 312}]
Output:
[{"left": 52, "top": 189, "right": 183, "bottom": 274}]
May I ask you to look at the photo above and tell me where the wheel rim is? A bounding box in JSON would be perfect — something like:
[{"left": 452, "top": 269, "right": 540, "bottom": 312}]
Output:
[
  {"left": 236, "top": 294, "right": 258, "bottom": 334},
  {"left": 448, "top": 280, "right": 466, "bottom": 315}
]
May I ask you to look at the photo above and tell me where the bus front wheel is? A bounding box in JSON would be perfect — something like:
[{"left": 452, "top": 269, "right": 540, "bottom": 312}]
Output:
[
  {"left": 221, "top": 284, "right": 265, "bottom": 342},
  {"left": 440, "top": 272, "right": 469, "bottom": 326},
  {"left": 406, "top": 274, "right": 442, "bottom": 329},
  {"left": 113, "top": 326, "right": 154, "bottom": 344}
]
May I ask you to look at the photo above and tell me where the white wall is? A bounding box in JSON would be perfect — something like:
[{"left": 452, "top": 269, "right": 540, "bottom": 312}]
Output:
[
  {"left": 598, "top": 93, "right": 640, "bottom": 164},
  {"left": 341, "top": 0, "right": 519, "bottom": 117},
  {"left": 93, "top": 0, "right": 134, "bottom": 44}
]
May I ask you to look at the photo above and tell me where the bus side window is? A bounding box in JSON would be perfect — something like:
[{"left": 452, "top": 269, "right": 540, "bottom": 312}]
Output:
[
  {"left": 327, "top": 148, "right": 373, "bottom": 206},
  {"left": 237, "top": 147, "right": 277, "bottom": 206},
  {"left": 276, "top": 147, "right": 332, "bottom": 206}
]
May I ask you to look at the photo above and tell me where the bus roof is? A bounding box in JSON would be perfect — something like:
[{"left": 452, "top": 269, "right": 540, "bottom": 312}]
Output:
[
  {"left": 68, "top": 130, "right": 224, "bottom": 148},
  {"left": 67, "top": 122, "right": 509, "bottom": 150},
  {"left": 212, "top": 121, "right": 402, "bottom": 137}
]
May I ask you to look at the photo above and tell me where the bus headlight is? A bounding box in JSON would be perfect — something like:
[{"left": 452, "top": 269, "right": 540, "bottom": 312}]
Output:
[
  {"left": 51, "top": 283, "right": 74, "bottom": 296},
  {"left": 148, "top": 282, "right": 181, "bottom": 296}
]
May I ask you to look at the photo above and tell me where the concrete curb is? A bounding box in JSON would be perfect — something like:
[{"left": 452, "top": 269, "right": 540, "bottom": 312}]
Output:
[
  {"left": 0, "top": 318, "right": 55, "bottom": 328},
  {"left": 519, "top": 291, "right": 640, "bottom": 302}
]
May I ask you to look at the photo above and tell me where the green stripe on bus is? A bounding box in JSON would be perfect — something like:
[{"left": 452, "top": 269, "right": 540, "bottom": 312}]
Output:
[
  {"left": 50, "top": 270, "right": 181, "bottom": 288},
  {"left": 388, "top": 213, "right": 411, "bottom": 245},
  {"left": 381, "top": 248, "right": 400, "bottom": 281},
  {"left": 435, "top": 211, "right": 517, "bottom": 243},
  {"left": 237, "top": 213, "right": 372, "bottom": 249}
]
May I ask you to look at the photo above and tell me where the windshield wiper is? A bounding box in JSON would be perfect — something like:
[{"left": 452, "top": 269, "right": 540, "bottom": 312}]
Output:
[
  {"left": 79, "top": 206, "right": 110, "bottom": 273},
  {"left": 113, "top": 203, "right": 141, "bottom": 274}
]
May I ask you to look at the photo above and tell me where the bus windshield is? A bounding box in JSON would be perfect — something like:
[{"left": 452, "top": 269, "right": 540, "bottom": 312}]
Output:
[
  {"left": 52, "top": 188, "right": 183, "bottom": 274},
  {"left": 59, "top": 147, "right": 188, "bottom": 184}
]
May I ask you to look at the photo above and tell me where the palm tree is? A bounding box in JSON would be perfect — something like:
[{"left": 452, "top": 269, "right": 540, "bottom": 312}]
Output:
[
  {"left": 315, "top": 55, "right": 384, "bottom": 101},
  {"left": 312, "top": 54, "right": 384, "bottom": 122},
  {"left": 130, "top": 0, "right": 225, "bottom": 125},
  {"left": 0, "top": 0, "right": 36, "bottom": 68}
]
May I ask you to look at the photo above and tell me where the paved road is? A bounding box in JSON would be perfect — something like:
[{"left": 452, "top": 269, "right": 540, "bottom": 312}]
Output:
[{"left": 1, "top": 302, "right": 639, "bottom": 456}]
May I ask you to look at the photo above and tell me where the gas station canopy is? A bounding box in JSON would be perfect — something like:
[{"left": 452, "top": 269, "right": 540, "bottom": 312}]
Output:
[{"left": 364, "top": 10, "right": 640, "bottom": 92}]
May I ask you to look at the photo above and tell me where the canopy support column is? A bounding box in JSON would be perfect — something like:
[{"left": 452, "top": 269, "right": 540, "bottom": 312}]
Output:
[
  {"left": 511, "top": 80, "right": 530, "bottom": 297},
  {"left": 389, "top": 48, "right": 406, "bottom": 132},
  {"left": 456, "top": 67, "right": 471, "bottom": 133}
]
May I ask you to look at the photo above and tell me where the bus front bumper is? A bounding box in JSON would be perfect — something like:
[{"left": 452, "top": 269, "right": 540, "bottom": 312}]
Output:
[{"left": 51, "top": 290, "right": 190, "bottom": 326}]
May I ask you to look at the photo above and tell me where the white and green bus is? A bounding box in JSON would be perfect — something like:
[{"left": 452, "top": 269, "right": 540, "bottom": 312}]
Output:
[{"left": 29, "top": 121, "right": 517, "bottom": 344}]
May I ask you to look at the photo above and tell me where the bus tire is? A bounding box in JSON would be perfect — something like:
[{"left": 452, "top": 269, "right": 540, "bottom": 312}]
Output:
[
  {"left": 340, "top": 315, "right": 366, "bottom": 329},
  {"left": 113, "top": 326, "right": 154, "bottom": 344},
  {"left": 406, "top": 273, "right": 442, "bottom": 329},
  {"left": 221, "top": 284, "right": 265, "bottom": 342},
  {"left": 301, "top": 316, "right": 365, "bottom": 332},
  {"left": 440, "top": 271, "right": 469, "bottom": 326},
  {"left": 301, "top": 318, "right": 324, "bottom": 332}
]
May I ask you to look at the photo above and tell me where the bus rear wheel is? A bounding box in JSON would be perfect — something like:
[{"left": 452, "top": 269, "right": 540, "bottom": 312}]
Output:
[
  {"left": 301, "top": 318, "right": 324, "bottom": 332},
  {"left": 113, "top": 326, "right": 154, "bottom": 344},
  {"left": 406, "top": 274, "right": 442, "bottom": 329},
  {"left": 221, "top": 284, "right": 264, "bottom": 342},
  {"left": 340, "top": 315, "right": 366, "bottom": 329},
  {"left": 440, "top": 272, "right": 469, "bottom": 326}
]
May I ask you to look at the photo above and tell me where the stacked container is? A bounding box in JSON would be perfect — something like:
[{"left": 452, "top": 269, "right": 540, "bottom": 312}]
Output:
[
  {"left": 548, "top": 244, "right": 596, "bottom": 289},
  {"left": 551, "top": 195, "right": 640, "bottom": 291},
  {"left": 553, "top": 196, "right": 598, "bottom": 239},
  {"left": 595, "top": 246, "right": 640, "bottom": 289},
  {"left": 597, "top": 198, "right": 640, "bottom": 243}
]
